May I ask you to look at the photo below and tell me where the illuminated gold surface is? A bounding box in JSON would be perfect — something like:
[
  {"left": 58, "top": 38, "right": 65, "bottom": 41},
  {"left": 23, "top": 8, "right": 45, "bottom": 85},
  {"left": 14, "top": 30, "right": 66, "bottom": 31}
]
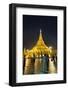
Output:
[
  {"left": 23, "top": 30, "right": 57, "bottom": 74},
  {"left": 23, "top": 30, "right": 56, "bottom": 57}
]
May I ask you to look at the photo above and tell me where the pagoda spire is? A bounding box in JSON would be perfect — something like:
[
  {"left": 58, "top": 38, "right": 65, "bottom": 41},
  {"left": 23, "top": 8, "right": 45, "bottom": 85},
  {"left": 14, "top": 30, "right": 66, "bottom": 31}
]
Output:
[
  {"left": 39, "top": 29, "right": 43, "bottom": 40},
  {"left": 36, "top": 29, "right": 46, "bottom": 47},
  {"left": 24, "top": 29, "right": 50, "bottom": 58},
  {"left": 40, "top": 29, "right": 42, "bottom": 34}
]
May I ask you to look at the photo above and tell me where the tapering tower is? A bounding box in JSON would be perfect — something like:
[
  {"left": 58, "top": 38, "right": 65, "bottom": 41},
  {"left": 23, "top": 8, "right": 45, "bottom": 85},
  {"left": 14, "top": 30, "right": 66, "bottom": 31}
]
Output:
[
  {"left": 36, "top": 29, "right": 48, "bottom": 50},
  {"left": 28, "top": 29, "right": 49, "bottom": 57},
  {"left": 23, "top": 29, "right": 57, "bottom": 74}
]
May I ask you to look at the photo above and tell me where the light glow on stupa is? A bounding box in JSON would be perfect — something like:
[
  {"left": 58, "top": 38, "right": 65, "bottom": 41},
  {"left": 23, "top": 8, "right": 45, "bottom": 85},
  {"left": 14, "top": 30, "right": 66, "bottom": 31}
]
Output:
[
  {"left": 23, "top": 29, "right": 56, "bottom": 58},
  {"left": 23, "top": 29, "right": 57, "bottom": 74}
]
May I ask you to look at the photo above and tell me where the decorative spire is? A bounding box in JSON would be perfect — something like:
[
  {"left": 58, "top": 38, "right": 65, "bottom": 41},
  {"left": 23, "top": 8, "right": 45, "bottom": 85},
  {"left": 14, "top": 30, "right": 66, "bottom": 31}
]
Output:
[
  {"left": 34, "top": 29, "right": 48, "bottom": 50},
  {"left": 39, "top": 29, "right": 43, "bottom": 40},
  {"left": 40, "top": 29, "right": 42, "bottom": 33},
  {"left": 35, "top": 29, "right": 44, "bottom": 46},
  {"left": 39, "top": 29, "right": 43, "bottom": 42},
  {"left": 24, "top": 29, "right": 50, "bottom": 58}
]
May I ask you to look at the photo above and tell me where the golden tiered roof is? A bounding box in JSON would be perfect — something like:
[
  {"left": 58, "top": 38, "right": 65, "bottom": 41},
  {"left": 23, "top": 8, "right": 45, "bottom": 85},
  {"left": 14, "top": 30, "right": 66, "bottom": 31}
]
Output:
[
  {"left": 24, "top": 29, "right": 56, "bottom": 58},
  {"left": 36, "top": 30, "right": 48, "bottom": 49},
  {"left": 29, "top": 30, "right": 49, "bottom": 55}
]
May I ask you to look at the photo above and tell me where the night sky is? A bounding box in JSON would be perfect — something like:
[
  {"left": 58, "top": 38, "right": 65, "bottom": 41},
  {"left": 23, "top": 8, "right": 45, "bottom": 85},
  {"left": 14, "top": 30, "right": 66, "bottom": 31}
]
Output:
[{"left": 23, "top": 15, "right": 57, "bottom": 49}]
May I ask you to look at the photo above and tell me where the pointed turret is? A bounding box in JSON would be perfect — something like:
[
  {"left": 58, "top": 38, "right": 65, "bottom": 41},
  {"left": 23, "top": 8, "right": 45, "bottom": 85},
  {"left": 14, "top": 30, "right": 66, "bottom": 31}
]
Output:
[
  {"left": 27, "top": 29, "right": 49, "bottom": 56},
  {"left": 36, "top": 29, "right": 48, "bottom": 49},
  {"left": 39, "top": 29, "right": 43, "bottom": 41}
]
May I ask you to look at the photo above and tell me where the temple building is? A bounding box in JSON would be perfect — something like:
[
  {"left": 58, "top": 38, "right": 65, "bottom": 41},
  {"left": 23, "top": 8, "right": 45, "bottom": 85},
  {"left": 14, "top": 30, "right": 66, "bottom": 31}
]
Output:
[{"left": 23, "top": 29, "right": 57, "bottom": 74}]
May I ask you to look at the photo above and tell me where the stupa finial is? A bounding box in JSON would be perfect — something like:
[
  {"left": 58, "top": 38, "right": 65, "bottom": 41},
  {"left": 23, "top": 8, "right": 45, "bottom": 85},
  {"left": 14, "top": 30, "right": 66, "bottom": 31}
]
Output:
[
  {"left": 36, "top": 29, "right": 47, "bottom": 48},
  {"left": 40, "top": 29, "right": 42, "bottom": 33}
]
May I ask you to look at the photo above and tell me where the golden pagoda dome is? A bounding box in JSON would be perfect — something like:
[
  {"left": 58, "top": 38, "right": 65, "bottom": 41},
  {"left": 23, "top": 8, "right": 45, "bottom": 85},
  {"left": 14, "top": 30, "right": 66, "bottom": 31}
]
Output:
[
  {"left": 24, "top": 29, "right": 52, "bottom": 57},
  {"left": 29, "top": 29, "right": 49, "bottom": 55}
]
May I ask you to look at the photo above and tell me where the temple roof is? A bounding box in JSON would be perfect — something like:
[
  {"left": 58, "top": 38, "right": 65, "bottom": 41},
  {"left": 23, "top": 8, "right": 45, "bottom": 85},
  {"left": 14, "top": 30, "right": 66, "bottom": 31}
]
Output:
[
  {"left": 36, "top": 29, "right": 48, "bottom": 49},
  {"left": 27, "top": 29, "right": 50, "bottom": 56},
  {"left": 24, "top": 29, "right": 57, "bottom": 58}
]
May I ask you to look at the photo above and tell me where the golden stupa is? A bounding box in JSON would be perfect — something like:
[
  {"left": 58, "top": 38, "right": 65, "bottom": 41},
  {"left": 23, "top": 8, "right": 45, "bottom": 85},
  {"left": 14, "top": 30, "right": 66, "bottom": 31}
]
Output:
[
  {"left": 24, "top": 29, "right": 56, "bottom": 58},
  {"left": 23, "top": 29, "right": 57, "bottom": 74}
]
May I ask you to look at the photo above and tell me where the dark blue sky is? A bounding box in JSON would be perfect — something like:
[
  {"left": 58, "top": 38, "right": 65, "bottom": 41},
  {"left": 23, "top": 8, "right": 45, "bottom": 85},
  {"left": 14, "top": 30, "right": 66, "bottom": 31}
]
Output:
[{"left": 23, "top": 15, "right": 57, "bottom": 49}]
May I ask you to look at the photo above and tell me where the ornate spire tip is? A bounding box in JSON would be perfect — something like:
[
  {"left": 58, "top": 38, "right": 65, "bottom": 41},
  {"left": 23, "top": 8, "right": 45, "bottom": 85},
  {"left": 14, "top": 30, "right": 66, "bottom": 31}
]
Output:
[{"left": 40, "top": 29, "right": 42, "bottom": 33}]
